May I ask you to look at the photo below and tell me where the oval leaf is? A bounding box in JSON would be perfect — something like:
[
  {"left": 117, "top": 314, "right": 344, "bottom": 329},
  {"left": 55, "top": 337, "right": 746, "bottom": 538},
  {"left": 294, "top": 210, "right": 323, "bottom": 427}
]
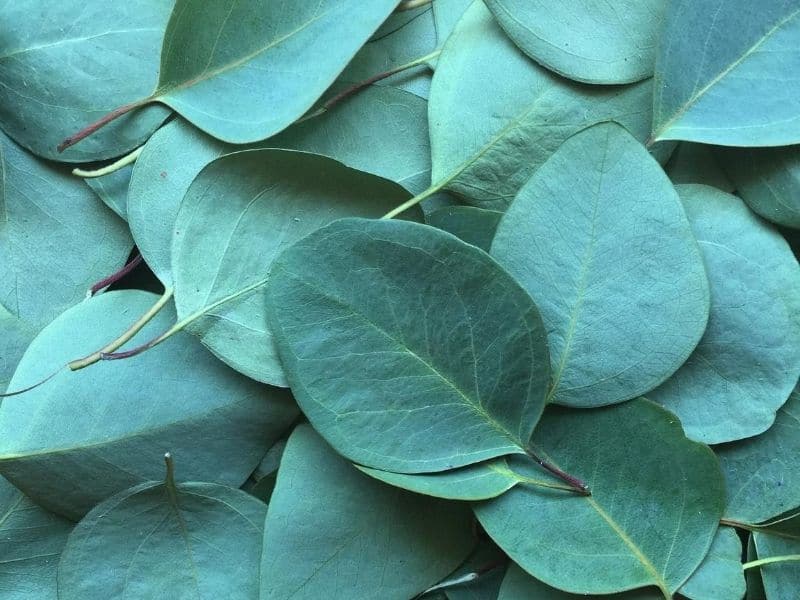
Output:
[
  {"left": 484, "top": 0, "right": 667, "bottom": 84},
  {"left": 267, "top": 217, "right": 550, "bottom": 473},
  {"left": 0, "top": 290, "right": 297, "bottom": 519},
  {"left": 475, "top": 399, "right": 725, "bottom": 596},
  {"left": 650, "top": 184, "right": 800, "bottom": 443},
  {"left": 491, "top": 122, "right": 710, "bottom": 408},
  {"left": 653, "top": 0, "right": 800, "bottom": 145},
  {"left": 260, "top": 425, "right": 474, "bottom": 599}
]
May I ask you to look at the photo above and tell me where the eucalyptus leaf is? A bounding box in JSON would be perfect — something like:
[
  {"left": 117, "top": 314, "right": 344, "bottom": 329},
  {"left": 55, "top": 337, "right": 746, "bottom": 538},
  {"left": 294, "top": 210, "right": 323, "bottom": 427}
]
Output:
[
  {"left": 484, "top": 0, "right": 666, "bottom": 84},
  {"left": 717, "top": 386, "right": 800, "bottom": 524},
  {"left": 497, "top": 564, "right": 662, "bottom": 599},
  {"left": 172, "top": 149, "right": 417, "bottom": 386},
  {"left": 474, "top": 399, "right": 725, "bottom": 596},
  {"left": 439, "top": 540, "right": 507, "bottom": 600},
  {"left": 746, "top": 536, "right": 767, "bottom": 600},
  {"left": 717, "top": 146, "right": 800, "bottom": 229},
  {"left": 652, "top": 0, "right": 800, "bottom": 145},
  {"left": 0, "top": 130, "right": 132, "bottom": 329},
  {"left": 260, "top": 425, "right": 475, "bottom": 600},
  {"left": 241, "top": 436, "right": 287, "bottom": 503},
  {"left": 491, "top": 122, "right": 710, "bottom": 408},
  {"left": 0, "top": 307, "right": 35, "bottom": 393},
  {"left": 58, "top": 471, "right": 267, "bottom": 599},
  {"left": 426, "top": 206, "right": 503, "bottom": 252},
  {"left": 432, "top": 0, "right": 473, "bottom": 53},
  {"left": 650, "top": 184, "right": 800, "bottom": 443},
  {"left": 0, "top": 476, "right": 72, "bottom": 599},
  {"left": 681, "top": 527, "right": 746, "bottom": 600},
  {"left": 428, "top": 1, "right": 665, "bottom": 211},
  {"left": 266, "top": 217, "right": 550, "bottom": 473},
  {"left": 752, "top": 531, "right": 800, "bottom": 599},
  {"left": 0, "top": 0, "right": 171, "bottom": 161},
  {"left": 149, "top": 0, "right": 398, "bottom": 143},
  {"left": 83, "top": 164, "right": 133, "bottom": 220},
  {"left": 665, "top": 143, "right": 735, "bottom": 192},
  {"left": 0, "top": 290, "right": 297, "bottom": 519}
]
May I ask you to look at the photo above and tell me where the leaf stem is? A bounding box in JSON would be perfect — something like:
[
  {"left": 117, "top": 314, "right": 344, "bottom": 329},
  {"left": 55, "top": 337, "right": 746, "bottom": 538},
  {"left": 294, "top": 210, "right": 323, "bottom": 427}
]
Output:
[
  {"left": 164, "top": 452, "right": 180, "bottom": 501},
  {"left": 68, "top": 287, "right": 174, "bottom": 371},
  {"left": 57, "top": 98, "right": 150, "bottom": 153},
  {"left": 526, "top": 449, "right": 590, "bottom": 496},
  {"left": 743, "top": 555, "right": 800, "bottom": 570},
  {"left": 396, "top": 0, "right": 433, "bottom": 11},
  {"left": 87, "top": 254, "right": 144, "bottom": 297},
  {"left": 73, "top": 146, "right": 144, "bottom": 178},
  {"left": 0, "top": 366, "right": 64, "bottom": 398},
  {"left": 381, "top": 181, "right": 444, "bottom": 219}
]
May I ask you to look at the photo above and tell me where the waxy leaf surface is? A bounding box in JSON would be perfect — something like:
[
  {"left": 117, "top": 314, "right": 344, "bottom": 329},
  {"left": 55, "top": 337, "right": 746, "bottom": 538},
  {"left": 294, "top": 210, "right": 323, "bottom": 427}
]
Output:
[
  {"left": 267, "top": 218, "right": 550, "bottom": 473},
  {"left": 0, "top": 307, "right": 35, "bottom": 393},
  {"left": 84, "top": 165, "right": 133, "bottom": 221},
  {"left": 260, "top": 425, "right": 474, "bottom": 600},
  {"left": 681, "top": 527, "right": 745, "bottom": 600},
  {"left": 426, "top": 206, "right": 502, "bottom": 252},
  {"left": 491, "top": 123, "right": 709, "bottom": 407}
]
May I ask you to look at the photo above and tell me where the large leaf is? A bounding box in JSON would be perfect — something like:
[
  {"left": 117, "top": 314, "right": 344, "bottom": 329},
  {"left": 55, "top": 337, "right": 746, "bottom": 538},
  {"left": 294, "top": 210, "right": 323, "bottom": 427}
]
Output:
[
  {"left": 717, "top": 145, "right": 800, "bottom": 229},
  {"left": 267, "top": 218, "right": 550, "bottom": 473},
  {"left": 491, "top": 123, "right": 709, "bottom": 408},
  {"left": 129, "top": 85, "right": 433, "bottom": 286},
  {"left": 428, "top": 1, "right": 664, "bottom": 211},
  {"left": 652, "top": 0, "right": 800, "bottom": 145},
  {"left": 474, "top": 399, "right": 725, "bottom": 597},
  {"left": 172, "top": 149, "right": 416, "bottom": 386},
  {"left": 0, "top": 0, "right": 171, "bottom": 161},
  {"left": 717, "top": 386, "right": 800, "bottom": 524},
  {"left": 0, "top": 130, "right": 132, "bottom": 330},
  {"left": 0, "top": 476, "right": 72, "bottom": 599},
  {"left": 260, "top": 425, "right": 474, "bottom": 600},
  {"left": 650, "top": 185, "right": 800, "bottom": 443},
  {"left": 484, "top": 0, "right": 667, "bottom": 84},
  {"left": 58, "top": 468, "right": 267, "bottom": 599},
  {"left": 0, "top": 290, "right": 297, "bottom": 519},
  {"left": 148, "top": 0, "right": 398, "bottom": 142}
]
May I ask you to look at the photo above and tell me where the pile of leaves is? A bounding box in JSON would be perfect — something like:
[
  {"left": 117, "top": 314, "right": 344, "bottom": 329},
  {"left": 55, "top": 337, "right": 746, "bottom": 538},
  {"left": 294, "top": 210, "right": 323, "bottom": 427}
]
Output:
[{"left": 0, "top": 0, "right": 799, "bottom": 598}]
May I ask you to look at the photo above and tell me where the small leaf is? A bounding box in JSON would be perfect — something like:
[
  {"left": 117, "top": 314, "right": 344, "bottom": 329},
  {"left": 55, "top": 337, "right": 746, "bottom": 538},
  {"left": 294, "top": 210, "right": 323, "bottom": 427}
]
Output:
[
  {"left": 650, "top": 184, "right": 800, "bottom": 443},
  {"left": 752, "top": 531, "right": 800, "bottom": 599},
  {"left": 58, "top": 465, "right": 267, "bottom": 599},
  {"left": 665, "top": 143, "right": 735, "bottom": 191},
  {"left": 260, "top": 425, "right": 474, "bottom": 599},
  {"left": 491, "top": 122, "right": 710, "bottom": 407},
  {"left": 653, "top": 1, "right": 800, "bottom": 145},
  {"left": 83, "top": 164, "right": 133, "bottom": 221},
  {"left": 681, "top": 527, "right": 746, "bottom": 600},
  {"left": 0, "top": 290, "right": 297, "bottom": 519},
  {"left": 484, "top": 0, "right": 667, "bottom": 84},
  {"left": 426, "top": 206, "right": 503, "bottom": 252},
  {"left": 474, "top": 399, "right": 725, "bottom": 596},
  {"left": 267, "top": 218, "right": 550, "bottom": 473}
]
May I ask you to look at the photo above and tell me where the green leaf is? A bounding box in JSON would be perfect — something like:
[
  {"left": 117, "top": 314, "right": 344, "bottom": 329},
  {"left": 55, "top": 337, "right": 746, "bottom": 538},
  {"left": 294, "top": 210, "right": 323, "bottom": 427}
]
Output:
[
  {"left": 650, "top": 185, "right": 800, "bottom": 443},
  {"left": 746, "top": 535, "right": 767, "bottom": 600},
  {"left": 426, "top": 206, "right": 503, "bottom": 252},
  {"left": 58, "top": 467, "right": 267, "bottom": 599},
  {"left": 665, "top": 143, "right": 735, "bottom": 192},
  {"left": 129, "top": 85, "right": 433, "bottom": 286},
  {"left": 717, "top": 386, "right": 800, "bottom": 524},
  {"left": 0, "top": 307, "right": 35, "bottom": 393},
  {"left": 0, "top": 0, "right": 171, "bottom": 161},
  {"left": 0, "top": 476, "right": 72, "bottom": 599},
  {"left": 491, "top": 122, "right": 710, "bottom": 408},
  {"left": 241, "top": 437, "right": 287, "bottom": 503},
  {"left": 752, "top": 532, "right": 800, "bottom": 599},
  {"left": 437, "top": 540, "right": 507, "bottom": 600},
  {"left": 152, "top": 0, "right": 399, "bottom": 143},
  {"left": 681, "top": 527, "right": 745, "bottom": 600},
  {"left": 428, "top": 1, "right": 665, "bottom": 210},
  {"left": 717, "top": 145, "right": 800, "bottom": 229},
  {"left": 260, "top": 425, "right": 474, "bottom": 600},
  {"left": 484, "top": 0, "right": 667, "bottom": 84},
  {"left": 652, "top": 1, "right": 800, "bottom": 145},
  {"left": 0, "top": 290, "right": 297, "bottom": 519},
  {"left": 0, "top": 130, "right": 132, "bottom": 330},
  {"left": 432, "top": 0, "right": 473, "bottom": 53},
  {"left": 267, "top": 217, "right": 550, "bottom": 473},
  {"left": 83, "top": 164, "right": 132, "bottom": 221},
  {"left": 172, "top": 149, "right": 417, "bottom": 386},
  {"left": 474, "top": 399, "right": 725, "bottom": 597}
]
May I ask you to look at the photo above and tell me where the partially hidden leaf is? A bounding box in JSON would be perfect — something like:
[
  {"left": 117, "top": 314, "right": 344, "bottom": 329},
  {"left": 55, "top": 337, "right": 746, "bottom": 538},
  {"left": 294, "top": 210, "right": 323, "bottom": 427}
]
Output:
[
  {"left": 266, "top": 218, "right": 550, "bottom": 473},
  {"left": 681, "top": 527, "right": 746, "bottom": 600},
  {"left": 665, "top": 143, "right": 735, "bottom": 192},
  {"left": 0, "top": 0, "right": 171, "bottom": 161},
  {"left": 484, "top": 0, "right": 667, "bottom": 84},
  {"left": 260, "top": 425, "right": 474, "bottom": 600},
  {"left": 0, "top": 307, "right": 35, "bottom": 393},
  {"left": 434, "top": 540, "right": 507, "bottom": 600},
  {"left": 172, "top": 149, "right": 417, "bottom": 386},
  {"left": 428, "top": 1, "right": 667, "bottom": 211},
  {"left": 0, "top": 290, "right": 297, "bottom": 519},
  {"left": 491, "top": 122, "right": 710, "bottom": 408},
  {"left": 0, "top": 476, "right": 72, "bottom": 599},
  {"left": 650, "top": 184, "right": 800, "bottom": 443},
  {"left": 717, "top": 145, "right": 800, "bottom": 229},
  {"left": 58, "top": 467, "right": 267, "bottom": 599},
  {"left": 717, "top": 386, "right": 800, "bottom": 524},
  {"left": 241, "top": 437, "right": 287, "bottom": 503},
  {"left": 652, "top": 0, "right": 800, "bottom": 145},
  {"left": 426, "top": 206, "right": 503, "bottom": 252},
  {"left": 498, "top": 564, "right": 663, "bottom": 599},
  {"left": 148, "top": 0, "right": 399, "bottom": 143},
  {"left": 752, "top": 531, "right": 800, "bottom": 599},
  {"left": 0, "top": 130, "right": 132, "bottom": 330},
  {"left": 83, "top": 164, "right": 133, "bottom": 221},
  {"left": 474, "top": 399, "right": 725, "bottom": 597}
]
